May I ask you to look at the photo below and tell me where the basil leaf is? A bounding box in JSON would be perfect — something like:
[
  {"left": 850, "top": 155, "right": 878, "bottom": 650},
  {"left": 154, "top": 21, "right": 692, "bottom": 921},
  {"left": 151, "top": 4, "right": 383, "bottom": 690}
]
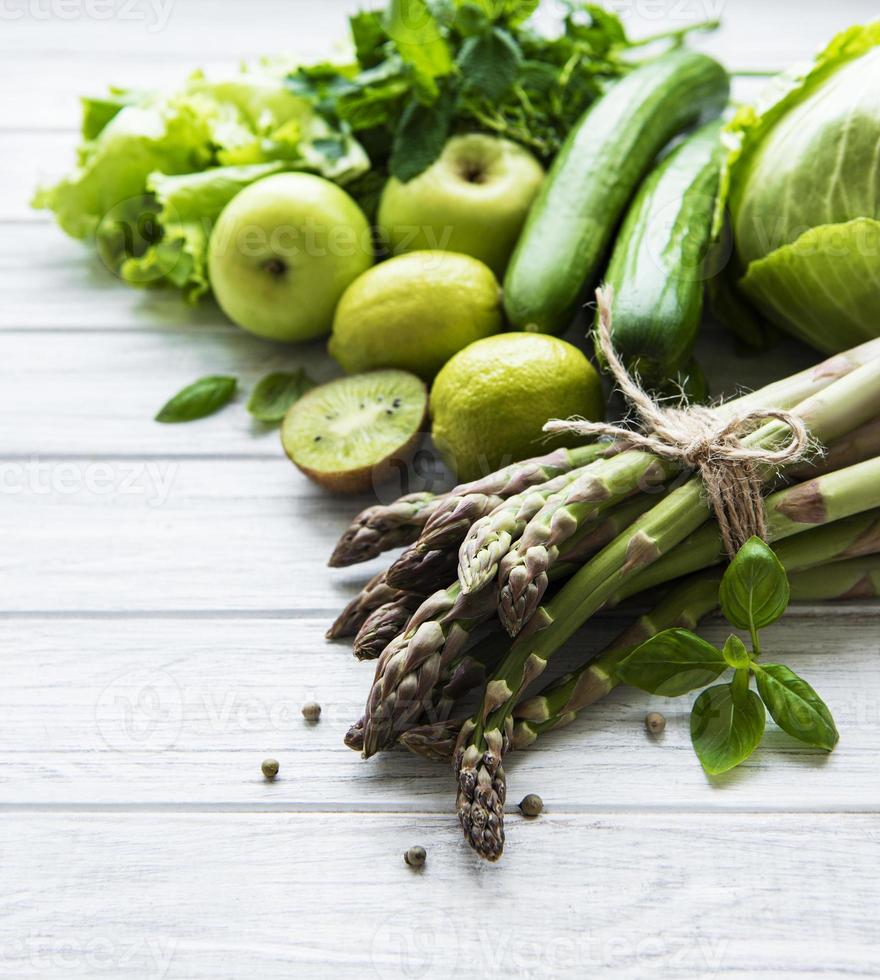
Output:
[
  {"left": 615, "top": 628, "right": 728, "bottom": 696},
  {"left": 247, "top": 370, "right": 314, "bottom": 423},
  {"left": 690, "top": 683, "right": 765, "bottom": 775},
  {"left": 721, "top": 634, "right": 752, "bottom": 669},
  {"left": 719, "top": 536, "right": 790, "bottom": 632},
  {"left": 155, "top": 375, "right": 237, "bottom": 424},
  {"left": 754, "top": 663, "right": 839, "bottom": 751},
  {"left": 458, "top": 27, "right": 522, "bottom": 101},
  {"left": 390, "top": 89, "right": 455, "bottom": 182}
]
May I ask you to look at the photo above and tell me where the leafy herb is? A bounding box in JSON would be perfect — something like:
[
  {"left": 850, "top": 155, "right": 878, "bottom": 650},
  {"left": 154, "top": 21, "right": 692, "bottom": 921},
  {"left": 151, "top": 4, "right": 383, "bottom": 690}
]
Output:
[
  {"left": 155, "top": 376, "right": 238, "bottom": 423},
  {"left": 617, "top": 535, "right": 838, "bottom": 774},
  {"left": 690, "top": 681, "right": 765, "bottom": 775},
  {"left": 247, "top": 370, "right": 315, "bottom": 423},
  {"left": 286, "top": 1, "right": 718, "bottom": 189}
]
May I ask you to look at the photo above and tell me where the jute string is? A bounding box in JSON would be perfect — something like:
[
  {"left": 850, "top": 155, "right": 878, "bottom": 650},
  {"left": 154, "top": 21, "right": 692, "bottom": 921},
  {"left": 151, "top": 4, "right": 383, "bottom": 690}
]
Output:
[{"left": 544, "top": 287, "right": 812, "bottom": 557}]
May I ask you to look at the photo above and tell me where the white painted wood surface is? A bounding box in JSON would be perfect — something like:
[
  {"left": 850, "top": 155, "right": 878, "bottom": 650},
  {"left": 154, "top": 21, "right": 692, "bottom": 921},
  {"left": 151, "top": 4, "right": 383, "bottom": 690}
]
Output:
[{"left": 2, "top": 1, "right": 879, "bottom": 977}]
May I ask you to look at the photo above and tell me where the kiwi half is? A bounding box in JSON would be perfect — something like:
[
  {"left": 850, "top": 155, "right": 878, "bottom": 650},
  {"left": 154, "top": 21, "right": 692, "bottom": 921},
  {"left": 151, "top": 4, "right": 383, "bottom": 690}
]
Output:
[{"left": 281, "top": 370, "right": 428, "bottom": 494}]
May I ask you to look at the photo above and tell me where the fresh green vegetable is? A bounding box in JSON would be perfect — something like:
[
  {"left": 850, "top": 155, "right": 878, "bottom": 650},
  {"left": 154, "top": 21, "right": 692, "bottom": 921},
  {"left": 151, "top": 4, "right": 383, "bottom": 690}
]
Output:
[
  {"left": 600, "top": 119, "right": 724, "bottom": 380},
  {"left": 619, "top": 538, "right": 838, "bottom": 774},
  {"left": 504, "top": 49, "right": 729, "bottom": 334},
  {"left": 155, "top": 375, "right": 238, "bottom": 423},
  {"left": 33, "top": 68, "right": 368, "bottom": 300},
  {"left": 247, "top": 370, "right": 315, "bottom": 423},
  {"left": 718, "top": 23, "right": 880, "bottom": 352}
]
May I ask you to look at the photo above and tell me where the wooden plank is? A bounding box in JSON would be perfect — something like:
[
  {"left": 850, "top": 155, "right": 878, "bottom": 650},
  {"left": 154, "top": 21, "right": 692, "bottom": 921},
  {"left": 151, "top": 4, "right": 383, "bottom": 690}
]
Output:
[
  {"left": 0, "top": 810, "right": 878, "bottom": 977},
  {"left": 1, "top": 613, "right": 878, "bottom": 808},
  {"left": 0, "top": 316, "right": 819, "bottom": 455}
]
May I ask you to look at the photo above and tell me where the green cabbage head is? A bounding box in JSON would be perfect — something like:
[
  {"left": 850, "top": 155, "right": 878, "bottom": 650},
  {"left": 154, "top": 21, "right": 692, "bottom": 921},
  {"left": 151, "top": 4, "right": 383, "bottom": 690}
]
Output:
[{"left": 720, "top": 23, "right": 880, "bottom": 352}]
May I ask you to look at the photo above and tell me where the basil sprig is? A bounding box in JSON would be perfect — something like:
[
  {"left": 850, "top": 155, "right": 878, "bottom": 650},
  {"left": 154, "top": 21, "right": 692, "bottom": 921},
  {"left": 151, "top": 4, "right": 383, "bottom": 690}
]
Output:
[
  {"left": 616, "top": 536, "right": 839, "bottom": 775},
  {"left": 246, "top": 370, "right": 314, "bottom": 423}
]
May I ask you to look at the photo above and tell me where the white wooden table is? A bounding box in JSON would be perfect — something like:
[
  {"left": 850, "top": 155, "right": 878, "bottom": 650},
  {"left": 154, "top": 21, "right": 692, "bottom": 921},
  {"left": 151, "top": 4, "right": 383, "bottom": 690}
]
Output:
[{"left": 3, "top": 2, "right": 879, "bottom": 976}]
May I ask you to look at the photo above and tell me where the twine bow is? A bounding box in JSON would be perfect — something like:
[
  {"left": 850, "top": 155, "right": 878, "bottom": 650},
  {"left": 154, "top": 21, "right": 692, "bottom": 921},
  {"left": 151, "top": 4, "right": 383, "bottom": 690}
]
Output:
[{"left": 544, "top": 287, "right": 812, "bottom": 557}]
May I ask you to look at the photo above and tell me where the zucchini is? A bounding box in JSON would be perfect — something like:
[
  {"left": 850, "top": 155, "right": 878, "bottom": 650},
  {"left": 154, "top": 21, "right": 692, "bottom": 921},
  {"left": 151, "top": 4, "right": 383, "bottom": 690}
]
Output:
[
  {"left": 503, "top": 50, "right": 729, "bottom": 335},
  {"left": 601, "top": 119, "right": 725, "bottom": 380}
]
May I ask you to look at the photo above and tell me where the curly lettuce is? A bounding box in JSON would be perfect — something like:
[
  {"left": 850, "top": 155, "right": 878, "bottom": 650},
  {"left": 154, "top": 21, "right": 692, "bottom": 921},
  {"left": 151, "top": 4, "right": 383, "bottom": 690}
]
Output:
[
  {"left": 33, "top": 65, "right": 369, "bottom": 301},
  {"left": 719, "top": 22, "right": 880, "bottom": 352}
]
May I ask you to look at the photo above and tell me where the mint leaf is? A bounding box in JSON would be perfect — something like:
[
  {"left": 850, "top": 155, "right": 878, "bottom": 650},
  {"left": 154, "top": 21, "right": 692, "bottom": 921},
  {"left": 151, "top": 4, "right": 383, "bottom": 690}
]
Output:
[
  {"left": 721, "top": 634, "right": 751, "bottom": 669},
  {"left": 385, "top": 0, "right": 453, "bottom": 94},
  {"left": 390, "top": 89, "right": 455, "bottom": 181},
  {"left": 691, "top": 683, "right": 765, "bottom": 775},
  {"left": 350, "top": 10, "right": 388, "bottom": 67},
  {"left": 719, "top": 537, "right": 790, "bottom": 632},
  {"left": 454, "top": 2, "right": 490, "bottom": 36},
  {"left": 754, "top": 664, "right": 839, "bottom": 751},
  {"left": 155, "top": 376, "right": 237, "bottom": 424},
  {"left": 458, "top": 27, "right": 522, "bottom": 101},
  {"left": 616, "top": 628, "right": 728, "bottom": 697},
  {"left": 247, "top": 370, "right": 314, "bottom": 423}
]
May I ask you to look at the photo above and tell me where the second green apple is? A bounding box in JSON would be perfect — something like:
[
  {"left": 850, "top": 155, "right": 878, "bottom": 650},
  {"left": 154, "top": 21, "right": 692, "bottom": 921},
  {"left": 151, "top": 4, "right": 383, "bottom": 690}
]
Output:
[{"left": 377, "top": 134, "right": 544, "bottom": 277}]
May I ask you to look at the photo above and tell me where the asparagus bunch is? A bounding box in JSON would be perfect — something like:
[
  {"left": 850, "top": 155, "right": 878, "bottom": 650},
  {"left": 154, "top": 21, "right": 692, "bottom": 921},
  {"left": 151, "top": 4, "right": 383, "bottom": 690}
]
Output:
[
  {"left": 325, "top": 337, "right": 880, "bottom": 863},
  {"left": 455, "top": 358, "right": 880, "bottom": 860}
]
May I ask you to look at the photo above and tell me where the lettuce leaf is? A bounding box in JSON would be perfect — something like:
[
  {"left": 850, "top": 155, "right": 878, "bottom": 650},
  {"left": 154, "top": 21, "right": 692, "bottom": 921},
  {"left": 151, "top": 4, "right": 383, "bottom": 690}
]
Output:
[{"left": 33, "top": 64, "right": 369, "bottom": 300}]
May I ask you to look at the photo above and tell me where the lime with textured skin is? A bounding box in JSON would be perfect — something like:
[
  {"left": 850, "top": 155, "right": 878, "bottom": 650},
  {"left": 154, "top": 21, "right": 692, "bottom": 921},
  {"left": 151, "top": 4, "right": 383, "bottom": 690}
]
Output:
[
  {"left": 430, "top": 334, "right": 604, "bottom": 482},
  {"left": 377, "top": 134, "right": 544, "bottom": 277},
  {"left": 281, "top": 370, "right": 427, "bottom": 494},
  {"left": 208, "top": 173, "right": 373, "bottom": 342},
  {"left": 328, "top": 251, "right": 503, "bottom": 381}
]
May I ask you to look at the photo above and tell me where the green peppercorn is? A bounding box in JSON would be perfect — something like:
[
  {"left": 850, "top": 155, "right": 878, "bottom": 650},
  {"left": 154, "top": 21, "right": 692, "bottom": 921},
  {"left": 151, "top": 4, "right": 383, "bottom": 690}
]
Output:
[
  {"left": 261, "top": 758, "right": 279, "bottom": 780},
  {"left": 404, "top": 846, "right": 426, "bottom": 869},
  {"left": 645, "top": 711, "right": 666, "bottom": 735},
  {"left": 519, "top": 793, "right": 543, "bottom": 817}
]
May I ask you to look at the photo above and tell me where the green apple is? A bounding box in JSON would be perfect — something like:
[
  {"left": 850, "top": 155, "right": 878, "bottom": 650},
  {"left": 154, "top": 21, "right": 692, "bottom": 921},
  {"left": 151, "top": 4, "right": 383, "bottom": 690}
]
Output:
[
  {"left": 377, "top": 134, "right": 544, "bottom": 277},
  {"left": 208, "top": 172, "right": 373, "bottom": 342}
]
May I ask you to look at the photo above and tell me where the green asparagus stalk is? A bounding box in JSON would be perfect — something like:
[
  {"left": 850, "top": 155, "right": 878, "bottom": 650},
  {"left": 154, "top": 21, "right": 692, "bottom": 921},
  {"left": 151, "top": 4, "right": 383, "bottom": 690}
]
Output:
[
  {"left": 384, "top": 544, "right": 458, "bottom": 593},
  {"left": 499, "top": 488, "right": 669, "bottom": 635},
  {"left": 785, "top": 415, "right": 880, "bottom": 482},
  {"left": 329, "top": 492, "right": 439, "bottom": 568},
  {"left": 326, "top": 570, "right": 407, "bottom": 640},
  {"left": 455, "top": 359, "right": 880, "bottom": 860},
  {"left": 352, "top": 593, "right": 423, "bottom": 661},
  {"left": 787, "top": 554, "right": 880, "bottom": 600}
]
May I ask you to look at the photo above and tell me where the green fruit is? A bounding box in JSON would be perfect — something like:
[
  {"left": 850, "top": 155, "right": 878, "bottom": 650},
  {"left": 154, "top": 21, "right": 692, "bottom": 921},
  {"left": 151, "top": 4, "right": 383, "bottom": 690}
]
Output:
[
  {"left": 430, "top": 334, "right": 604, "bottom": 482},
  {"left": 377, "top": 134, "right": 544, "bottom": 277},
  {"left": 329, "top": 251, "right": 503, "bottom": 380},
  {"left": 281, "top": 370, "right": 427, "bottom": 494},
  {"left": 208, "top": 173, "right": 373, "bottom": 342}
]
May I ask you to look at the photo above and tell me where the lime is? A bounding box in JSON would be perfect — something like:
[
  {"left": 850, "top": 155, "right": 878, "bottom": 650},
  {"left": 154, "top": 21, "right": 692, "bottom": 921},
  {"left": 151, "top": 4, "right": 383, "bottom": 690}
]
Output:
[
  {"left": 430, "top": 334, "right": 604, "bottom": 481},
  {"left": 328, "top": 251, "right": 503, "bottom": 380}
]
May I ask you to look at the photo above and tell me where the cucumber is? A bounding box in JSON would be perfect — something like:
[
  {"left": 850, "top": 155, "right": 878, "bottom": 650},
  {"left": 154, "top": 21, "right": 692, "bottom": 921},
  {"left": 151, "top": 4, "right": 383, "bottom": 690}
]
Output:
[
  {"left": 503, "top": 50, "right": 729, "bottom": 335},
  {"left": 601, "top": 119, "right": 725, "bottom": 380}
]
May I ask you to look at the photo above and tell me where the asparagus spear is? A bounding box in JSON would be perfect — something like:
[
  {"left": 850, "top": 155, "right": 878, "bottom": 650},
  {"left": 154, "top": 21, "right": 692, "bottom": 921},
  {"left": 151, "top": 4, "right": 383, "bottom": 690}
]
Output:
[
  {"left": 384, "top": 544, "right": 458, "bottom": 593},
  {"left": 352, "top": 594, "right": 423, "bottom": 661},
  {"left": 455, "top": 360, "right": 880, "bottom": 860},
  {"left": 329, "top": 492, "right": 439, "bottom": 567},
  {"left": 326, "top": 570, "right": 407, "bottom": 640}
]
